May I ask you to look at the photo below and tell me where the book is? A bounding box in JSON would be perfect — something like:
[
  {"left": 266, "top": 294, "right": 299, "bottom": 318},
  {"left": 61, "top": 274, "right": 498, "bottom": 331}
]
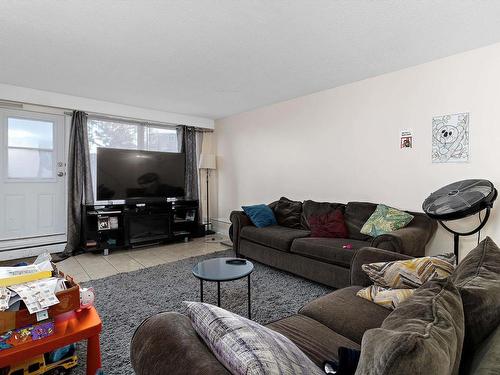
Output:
[
  {"left": 0, "top": 258, "right": 54, "bottom": 287},
  {"left": 0, "top": 271, "right": 53, "bottom": 288}
]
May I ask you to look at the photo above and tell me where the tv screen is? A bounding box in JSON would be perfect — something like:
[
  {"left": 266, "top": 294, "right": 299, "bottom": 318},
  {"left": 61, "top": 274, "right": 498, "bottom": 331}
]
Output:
[{"left": 96, "top": 148, "right": 185, "bottom": 201}]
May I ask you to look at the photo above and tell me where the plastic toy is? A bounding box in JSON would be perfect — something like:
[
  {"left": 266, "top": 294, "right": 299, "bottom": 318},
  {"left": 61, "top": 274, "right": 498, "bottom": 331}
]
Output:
[
  {"left": 77, "top": 287, "right": 95, "bottom": 312},
  {"left": 47, "top": 344, "right": 76, "bottom": 364},
  {"left": 1, "top": 344, "right": 77, "bottom": 375}
]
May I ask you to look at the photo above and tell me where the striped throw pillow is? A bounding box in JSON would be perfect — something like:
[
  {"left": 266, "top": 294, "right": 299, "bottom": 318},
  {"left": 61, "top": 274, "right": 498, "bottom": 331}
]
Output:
[
  {"left": 184, "top": 302, "right": 324, "bottom": 375},
  {"left": 362, "top": 253, "right": 456, "bottom": 289},
  {"left": 357, "top": 285, "right": 415, "bottom": 310}
]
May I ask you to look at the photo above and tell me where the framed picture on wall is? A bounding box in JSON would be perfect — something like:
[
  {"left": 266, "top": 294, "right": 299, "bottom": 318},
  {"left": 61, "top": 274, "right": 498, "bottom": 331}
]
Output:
[
  {"left": 432, "top": 112, "right": 469, "bottom": 163},
  {"left": 400, "top": 129, "right": 413, "bottom": 149}
]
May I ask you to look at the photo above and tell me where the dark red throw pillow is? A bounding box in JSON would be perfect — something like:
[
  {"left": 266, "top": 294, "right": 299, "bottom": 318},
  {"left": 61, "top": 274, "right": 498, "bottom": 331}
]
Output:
[{"left": 308, "top": 210, "right": 348, "bottom": 238}]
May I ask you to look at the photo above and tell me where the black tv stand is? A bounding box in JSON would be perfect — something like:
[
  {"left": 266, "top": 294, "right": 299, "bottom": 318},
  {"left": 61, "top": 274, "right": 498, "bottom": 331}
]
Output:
[
  {"left": 124, "top": 197, "right": 171, "bottom": 205},
  {"left": 81, "top": 199, "right": 201, "bottom": 253}
]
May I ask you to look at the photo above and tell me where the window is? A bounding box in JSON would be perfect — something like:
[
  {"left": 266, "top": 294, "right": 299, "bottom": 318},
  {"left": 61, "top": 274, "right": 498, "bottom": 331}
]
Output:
[
  {"left": 144, "top": 126, "right": 179, "bottom": 152},
  {"left": 87, "top": 118, "right": 178, "bottom": 153},
  {"left": 7, "top": 117, "right": 55, "bottom": 179},
  {"left": 87, "top": 117, "right": 179, "bottom": 197}
]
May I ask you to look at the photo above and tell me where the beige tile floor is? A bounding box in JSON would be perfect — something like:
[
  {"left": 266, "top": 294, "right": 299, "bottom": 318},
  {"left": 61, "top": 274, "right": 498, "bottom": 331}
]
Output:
[{"left": 56, "top": 237, "right": 232, "bottom": 282}]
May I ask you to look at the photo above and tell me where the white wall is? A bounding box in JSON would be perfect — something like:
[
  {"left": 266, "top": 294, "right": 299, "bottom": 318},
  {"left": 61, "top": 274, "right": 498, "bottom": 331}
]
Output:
[
  {"left": 215, "top": 42, "right": 500, "bottom": 259},
  {"left": 0, "top": 83, "right": 214, "bottom": 129}
]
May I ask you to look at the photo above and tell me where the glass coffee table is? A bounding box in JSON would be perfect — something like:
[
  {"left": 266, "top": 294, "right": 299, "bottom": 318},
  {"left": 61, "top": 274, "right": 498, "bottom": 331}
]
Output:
[{"left": 192, "top": 257, "right": 254, "bottom": 318}]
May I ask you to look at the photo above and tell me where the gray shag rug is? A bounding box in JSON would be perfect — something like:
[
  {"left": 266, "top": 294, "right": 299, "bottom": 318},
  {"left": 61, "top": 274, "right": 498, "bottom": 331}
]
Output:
[{"left": 73, "top": 249, "right": 333, "bottom": 374}]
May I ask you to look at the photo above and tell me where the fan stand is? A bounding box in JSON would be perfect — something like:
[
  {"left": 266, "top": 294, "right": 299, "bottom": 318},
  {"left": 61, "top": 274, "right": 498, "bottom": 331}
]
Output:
[{"left": 438, "top": 206, "right": 492, "bottom": 263}]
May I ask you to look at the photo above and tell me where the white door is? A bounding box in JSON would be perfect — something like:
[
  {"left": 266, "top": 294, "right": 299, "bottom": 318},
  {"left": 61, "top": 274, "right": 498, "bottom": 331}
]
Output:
[{"left": 0, "top": 109, "right": 66, "bottom": 252}]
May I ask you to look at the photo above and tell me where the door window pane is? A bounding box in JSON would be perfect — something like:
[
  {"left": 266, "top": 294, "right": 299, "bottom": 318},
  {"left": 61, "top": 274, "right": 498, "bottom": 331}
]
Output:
[
  {"left": 8, "top": 149, "right": 53, "bottom": 178},
  {"left": 7, "top": 117, "right": 55, "bottom": 179},
  {"left": 8, "top": 118, "right": 53, "bottom": 149}
]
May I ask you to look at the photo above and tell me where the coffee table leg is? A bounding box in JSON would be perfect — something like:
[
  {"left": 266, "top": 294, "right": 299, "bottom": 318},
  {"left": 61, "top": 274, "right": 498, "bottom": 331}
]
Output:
[
  {"left": 217, "top": 281, "right": 221, "bottom": 307},
  {"left": 200, "top": 279, "right": 204, "bottom": 303},
  {"left": 248, "top": 274, "right": 251, "bottom": 319}
]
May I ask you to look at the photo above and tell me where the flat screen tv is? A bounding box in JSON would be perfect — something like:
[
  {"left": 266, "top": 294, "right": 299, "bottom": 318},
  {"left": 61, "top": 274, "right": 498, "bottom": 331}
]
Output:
[{"left": 96, "top": 147, "right": 185, "bottom": 201}]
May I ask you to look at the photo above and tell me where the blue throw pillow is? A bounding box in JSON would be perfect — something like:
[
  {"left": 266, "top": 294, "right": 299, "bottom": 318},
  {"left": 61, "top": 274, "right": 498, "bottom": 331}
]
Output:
[{"left": 242, "top": 204, "right": 277, "bottom": 228}]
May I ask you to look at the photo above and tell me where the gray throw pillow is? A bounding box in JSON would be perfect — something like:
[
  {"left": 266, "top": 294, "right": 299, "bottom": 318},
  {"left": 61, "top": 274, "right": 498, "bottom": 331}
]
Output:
[
  {"left": 451, "top": 236, "right": 500, "bottom": 354},
  {"left": 184, "top": 302, "right": 324, "bottom": 375},
  {"left": 355, "top": 279, "right": 464, "bottom": 375},
  {"left": 274, "top": 197, "right": 303, "bottom": 229}
]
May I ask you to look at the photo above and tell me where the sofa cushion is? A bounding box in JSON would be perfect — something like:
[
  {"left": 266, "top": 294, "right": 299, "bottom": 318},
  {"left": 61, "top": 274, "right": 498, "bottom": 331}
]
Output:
[
  {"left": 184, "top": 302, "right": 324, "bottom": 375},
  {"left": 451, "top": 236, "right": 500, "bottom": 355},
  {"left": 274, "top": 197, "right": 303, "bottom": 229},
  {"left": 299, "top": 286, "right": 391, "bottom": 344},
  {"left": 239, "top": 239, "right": 351, "bottom": 288},
  {"left": 240, "top": 225, "right": 310, "bottom": 252},
  {"left": 308, "top": 209, "right": 348, "bottom": 238},
  {"left": 131, "top": 312, "right": 232, "bottom": 375},
  {"left": 242, "top": 204, "right": 277, "bottom": 228},
  {"left": 301, "top": 200, "right": 345, "bottom": 229},
  {"left": 466, "top": 323, "right": 500, "bottom": 375},
  {"left": 355, "top": 279, "right": 464, "bottom": 375},
  {"left": 360, "top": 204, "right": 414, "bottom": 237},
  {"left": 290, "top": 238, "right": 369, "bottom": 267},
  {"left": 344, "top": 202, "right": 377, "bottom": 241},
  {"left": 266, "top": 314, "right": 360, "bottom": 367}
]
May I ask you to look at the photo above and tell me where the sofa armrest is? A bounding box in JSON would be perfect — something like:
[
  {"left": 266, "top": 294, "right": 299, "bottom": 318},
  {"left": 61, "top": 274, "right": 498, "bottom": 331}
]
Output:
[
  {"left": 230, "top": 210, "right": 254, "bottom": 256},
  {"left": 370, "top": 214, "right": 437, "bottom": 257},
  {"left": 131, "top": 312, "right": 230, "bottom": 375},
  {"left": 350, "top": 247, "right": 413, "bottom": 287}
]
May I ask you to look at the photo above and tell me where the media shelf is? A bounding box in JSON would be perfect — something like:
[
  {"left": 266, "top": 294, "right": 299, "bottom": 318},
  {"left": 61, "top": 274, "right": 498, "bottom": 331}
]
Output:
[{"left": 81, "top": 199, "right": 202, "bottom": 253}]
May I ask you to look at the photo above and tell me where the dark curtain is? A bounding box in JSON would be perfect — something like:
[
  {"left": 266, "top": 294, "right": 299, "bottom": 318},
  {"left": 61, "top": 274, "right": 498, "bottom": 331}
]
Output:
[
  {"left": 63, "top": 111, "right": 94, "bottom": 257},
  {"left": 180, "top": 126, "right": 199, "bottom": 200}
]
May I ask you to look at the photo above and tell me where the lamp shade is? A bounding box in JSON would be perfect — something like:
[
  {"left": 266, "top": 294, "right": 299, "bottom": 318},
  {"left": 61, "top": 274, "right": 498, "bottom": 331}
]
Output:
[{"left": 199, "top": 153, "right": 216, "bottom": 169}]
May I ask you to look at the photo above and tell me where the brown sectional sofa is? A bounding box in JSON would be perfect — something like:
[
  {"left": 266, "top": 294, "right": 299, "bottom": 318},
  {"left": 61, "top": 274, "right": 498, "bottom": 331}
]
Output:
[
  {"left": 130, "top": 247, "right": 407, "bottom": 375},
  {"left": 231, "top": 200, "right": 437, "bottom": 288},
  {"left": 130, "top": 244, "right": 500, "bottom": 374}
]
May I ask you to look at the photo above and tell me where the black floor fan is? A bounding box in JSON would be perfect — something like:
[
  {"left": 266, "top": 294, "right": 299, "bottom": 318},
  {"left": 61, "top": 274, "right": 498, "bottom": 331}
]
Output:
[{"left": 422, "top": 179, "right": 497, "bottom": 262}]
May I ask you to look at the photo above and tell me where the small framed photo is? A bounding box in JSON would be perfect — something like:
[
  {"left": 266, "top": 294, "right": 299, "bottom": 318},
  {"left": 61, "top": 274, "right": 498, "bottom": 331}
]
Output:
[
  {"left": 400, "top": 136, "right": 412, "bottom": 149},
  {"left": 98, "top": 216, "right": 111, "bottom": 231},
  {"left": 400, "top": 129, "right": 413, "bottom": 149}
]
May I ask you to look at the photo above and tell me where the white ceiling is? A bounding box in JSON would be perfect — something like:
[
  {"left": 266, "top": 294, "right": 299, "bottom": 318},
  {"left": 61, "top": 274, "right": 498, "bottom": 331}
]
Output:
[{"left": 1, "top": 1, "right": 500, "bottom": 120}]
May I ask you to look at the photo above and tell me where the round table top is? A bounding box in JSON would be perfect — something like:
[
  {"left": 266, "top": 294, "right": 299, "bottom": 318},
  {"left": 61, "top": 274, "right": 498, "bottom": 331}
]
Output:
[{"left": 192, "top": 257, "right": 254, "bottom": 282}]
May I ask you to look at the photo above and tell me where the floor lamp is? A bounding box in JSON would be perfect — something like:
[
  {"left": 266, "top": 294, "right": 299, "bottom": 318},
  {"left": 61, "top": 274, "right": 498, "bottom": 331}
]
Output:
[{"left": 199, "top": 153, "right": 216, "bottom": 235}]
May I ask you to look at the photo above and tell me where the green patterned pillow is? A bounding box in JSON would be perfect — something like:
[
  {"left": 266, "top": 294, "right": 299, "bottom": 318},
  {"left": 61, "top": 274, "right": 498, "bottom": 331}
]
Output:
[{"left": 360, "top": 204, "right": 414, "bottom": 237}]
